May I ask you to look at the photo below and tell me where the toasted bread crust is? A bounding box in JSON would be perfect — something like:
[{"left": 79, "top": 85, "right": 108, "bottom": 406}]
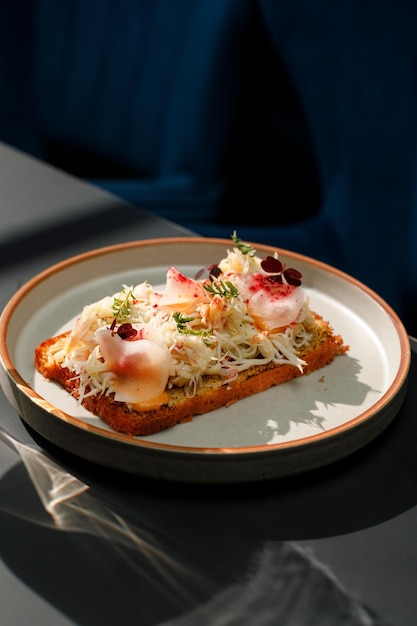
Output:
[{"left": 34, "top": 315, "right": 348, "bottom": 436}]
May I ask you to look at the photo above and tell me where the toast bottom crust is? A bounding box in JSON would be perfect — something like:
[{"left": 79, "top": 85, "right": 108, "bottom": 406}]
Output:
[{"left": 34, "top": 318, "right": 348, "bottom": 436}]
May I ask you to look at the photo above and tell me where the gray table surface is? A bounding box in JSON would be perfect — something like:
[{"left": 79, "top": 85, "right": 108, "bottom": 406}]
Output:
[{"left": 0, "top": 142, "right": 416, "bottom": 626}]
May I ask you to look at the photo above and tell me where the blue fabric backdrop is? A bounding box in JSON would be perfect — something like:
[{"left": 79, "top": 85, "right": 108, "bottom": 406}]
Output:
[{"left": 1, "top": 0, "right": 417, "bottom": 332}]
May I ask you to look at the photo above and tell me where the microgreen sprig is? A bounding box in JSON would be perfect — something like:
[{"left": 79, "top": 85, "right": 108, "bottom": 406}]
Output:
[
  {"left": 261, "top": 256, "right": 302, "bottom": 286},
  {"left": 231, "top": 230, "right": 256, "bottom": 256},
  {"left": 173, "top": 312, "right": 211, "bottom": 339},
  {"left": 204, "top": 279, "right": 239, "bottom": 299},
  {"left": 112, "top": 288, "right": 134, "bottom": 323}
]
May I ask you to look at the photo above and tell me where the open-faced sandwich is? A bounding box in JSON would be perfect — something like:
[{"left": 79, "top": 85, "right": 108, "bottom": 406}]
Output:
[{"left": 34, "top": 233, "right": 349, "bottom": 436}]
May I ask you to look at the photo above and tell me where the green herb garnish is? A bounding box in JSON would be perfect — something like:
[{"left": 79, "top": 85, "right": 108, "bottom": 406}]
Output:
[
  {"left": 204, "top": 279, "right": 239, "bottom": 299},
  {"left": 112, "top": 288, "right": 134, "bottom": 322},
  {"left": 173, "top": 312, "right": 211, "bottom": 339},
  {"left": 231, "top": 230, "right": 256, "bottom": 256}
]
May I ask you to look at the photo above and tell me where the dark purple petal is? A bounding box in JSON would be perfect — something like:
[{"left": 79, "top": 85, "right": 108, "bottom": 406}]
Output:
[
  {"left": 284, "top": 268, "right": 302, "bottom": 286},
  {"left": 261, "top": 256, "right": 283, "bottom": 273},
  {"left": 117, "top": 323, "right": 138, "bottom": 341},
  {"left": 195, "top": 264, "right": 221, "bottom": 280}
]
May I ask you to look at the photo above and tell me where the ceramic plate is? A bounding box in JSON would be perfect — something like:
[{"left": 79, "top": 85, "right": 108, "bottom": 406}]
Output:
[{"left": 0, "top": 238, "right": 411, "bottom": 482}]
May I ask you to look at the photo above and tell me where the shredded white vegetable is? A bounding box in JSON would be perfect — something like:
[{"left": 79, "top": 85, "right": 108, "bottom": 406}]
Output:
[{"left": 58, "top": 244, "right": 314, "bottom": 403}]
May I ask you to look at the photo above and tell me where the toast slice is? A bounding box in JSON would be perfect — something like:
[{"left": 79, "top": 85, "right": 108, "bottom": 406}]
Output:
[
  {"left": 34, "top": 313, "right": 347, "bottom": 436},
  {"left": 34, "top": 233, "right": 349, "bottom": 436}
]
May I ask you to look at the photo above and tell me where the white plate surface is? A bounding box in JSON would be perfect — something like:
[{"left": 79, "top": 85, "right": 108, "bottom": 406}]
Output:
[{"left": 0, "top": 238, "right": 411, "bottom": 482}]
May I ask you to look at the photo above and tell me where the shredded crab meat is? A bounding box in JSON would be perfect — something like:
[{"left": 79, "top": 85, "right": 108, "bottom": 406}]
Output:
[{"left": 60, "top": 241, "right": 313, "bottom": 404}]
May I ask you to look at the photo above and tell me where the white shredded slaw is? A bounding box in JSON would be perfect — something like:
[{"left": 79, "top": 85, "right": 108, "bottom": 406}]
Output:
[{"left": 56, "top": 244, "right": 314, "bottom": 404}]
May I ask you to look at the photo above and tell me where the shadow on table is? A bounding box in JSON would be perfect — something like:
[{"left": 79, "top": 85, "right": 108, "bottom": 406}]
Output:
[
  {"left": 0, "top": 459, "right": 389, "bottom": 626},
  {"left": 0, "top": 200, "right": 191, "bottom": 271}
]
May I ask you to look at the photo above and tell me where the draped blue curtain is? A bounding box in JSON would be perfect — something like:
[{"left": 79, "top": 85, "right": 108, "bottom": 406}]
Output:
[{"left": 1, "top": 0, "right": 417, "bottom": 331}]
